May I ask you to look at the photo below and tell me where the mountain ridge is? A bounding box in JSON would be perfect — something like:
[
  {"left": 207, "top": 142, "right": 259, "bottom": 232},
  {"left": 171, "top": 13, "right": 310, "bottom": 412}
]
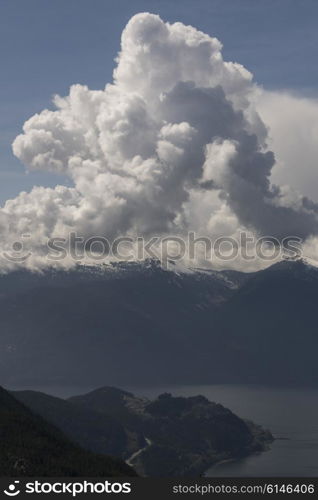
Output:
[
  {"left": 13, "top": 385, "right": 273, "bottom": 477},
  {"left": 1, "top": 258, "right": 317, "bottom": 387},
  {"left": 0, "top": 386, "right": 136, "bottom": 477}
]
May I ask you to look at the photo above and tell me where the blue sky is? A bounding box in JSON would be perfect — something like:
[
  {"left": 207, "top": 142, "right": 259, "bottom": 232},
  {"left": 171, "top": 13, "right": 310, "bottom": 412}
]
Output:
[{"left": 1, "top": 0, "right": 317, "bottom": 205}]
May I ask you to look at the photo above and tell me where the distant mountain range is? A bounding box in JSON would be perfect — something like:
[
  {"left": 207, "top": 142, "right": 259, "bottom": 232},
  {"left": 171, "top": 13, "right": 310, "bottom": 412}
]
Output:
[
  {"left": 0, "top": 386, "right": 135, "bottom": 477},
  {"left": 12, "top": 386, "right": 273, "bottom": 477},
  {"left": 1, "top": 258, "right": 317, "bottom": 387}
]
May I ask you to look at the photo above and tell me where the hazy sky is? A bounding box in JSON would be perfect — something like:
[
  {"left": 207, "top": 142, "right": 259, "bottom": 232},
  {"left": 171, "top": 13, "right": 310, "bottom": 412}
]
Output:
[{"left": 1, "top": 0, "right": 318, "bottom": 205}]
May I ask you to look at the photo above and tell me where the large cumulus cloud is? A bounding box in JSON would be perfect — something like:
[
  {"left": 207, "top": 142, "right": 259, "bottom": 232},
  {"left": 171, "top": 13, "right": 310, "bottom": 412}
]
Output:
[{"left": 1, "top": 12, "right": 318, "bottom": 270}]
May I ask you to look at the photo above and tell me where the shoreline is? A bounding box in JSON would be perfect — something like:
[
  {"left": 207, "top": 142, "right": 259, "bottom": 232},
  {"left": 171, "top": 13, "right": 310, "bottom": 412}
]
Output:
[{"left": 201, "top": 432, "right": 275, "bottom": 478}]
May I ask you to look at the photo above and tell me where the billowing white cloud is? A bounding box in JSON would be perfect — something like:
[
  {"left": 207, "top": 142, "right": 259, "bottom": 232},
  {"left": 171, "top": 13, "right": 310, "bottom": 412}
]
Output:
[
  {"left": 257, "top": 90, "right": 318, "bottom": 202},
  {"left": 0, "top": 12, "right": 317, "bottom": 270}
]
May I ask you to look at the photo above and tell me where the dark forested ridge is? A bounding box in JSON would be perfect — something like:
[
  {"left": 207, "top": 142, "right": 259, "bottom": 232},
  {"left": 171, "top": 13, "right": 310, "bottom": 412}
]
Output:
[
  {"left": 12, "top": 389, "right": 145, "bottom": 459},
  {"left": 0, "top": 386, "right": 136, "bottom": 477}
]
